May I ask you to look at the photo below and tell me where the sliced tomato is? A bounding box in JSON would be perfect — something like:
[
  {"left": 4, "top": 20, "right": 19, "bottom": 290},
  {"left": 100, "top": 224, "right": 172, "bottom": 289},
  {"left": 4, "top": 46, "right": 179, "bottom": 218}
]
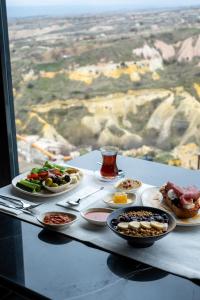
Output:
[
  {"left": 27, "top": 173, "right": 39, "bottom": 180},
  {"left": 38, "top": 171, "right": 48, "bottom": 178},
  {"left": 51, "top": 169, "right": 61, "bottom": 176}
]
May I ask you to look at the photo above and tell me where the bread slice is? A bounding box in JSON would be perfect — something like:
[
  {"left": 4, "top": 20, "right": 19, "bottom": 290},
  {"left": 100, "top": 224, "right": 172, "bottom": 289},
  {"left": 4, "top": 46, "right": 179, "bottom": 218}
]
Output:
[{"left": 160, "top": 187, "right": 199, "bottom": 219}]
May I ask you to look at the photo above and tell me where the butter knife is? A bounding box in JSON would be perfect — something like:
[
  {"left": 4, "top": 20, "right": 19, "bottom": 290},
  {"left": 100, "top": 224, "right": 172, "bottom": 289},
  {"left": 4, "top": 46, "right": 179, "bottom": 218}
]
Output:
[{"left": 0, "top": 202, "right": 34, "bottom": 216}]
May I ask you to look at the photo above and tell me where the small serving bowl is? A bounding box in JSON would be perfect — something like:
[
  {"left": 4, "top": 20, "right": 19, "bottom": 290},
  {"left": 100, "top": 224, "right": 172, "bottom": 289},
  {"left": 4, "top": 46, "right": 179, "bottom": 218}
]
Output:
[
  {"left": 103, "top": 193, "right": 136, "bottom": 208},
  {"left": 42, "top": 177, "right": 72, "bottom": 193},
  {"left": 37, "top": 211, "right": 77, "bottom": 229},
  {"left": 107, "top": 206, "right": 176, "bottom": 247},
  {"left": 115, "top": 178, "right": 142, "bottom": 193},
  {"left": 81, "top": 208, "right": 113, "bottom": 226}
]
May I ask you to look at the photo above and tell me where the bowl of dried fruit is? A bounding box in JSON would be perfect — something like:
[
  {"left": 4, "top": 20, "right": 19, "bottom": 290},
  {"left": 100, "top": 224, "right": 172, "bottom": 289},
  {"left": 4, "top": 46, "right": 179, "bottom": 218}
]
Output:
[{"left": 107, "top": 206, "right": 176, "bottom": 247}]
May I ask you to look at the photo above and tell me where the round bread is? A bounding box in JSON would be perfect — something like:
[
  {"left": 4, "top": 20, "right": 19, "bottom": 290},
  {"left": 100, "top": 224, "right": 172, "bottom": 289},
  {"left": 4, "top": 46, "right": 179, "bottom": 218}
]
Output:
[{"left": 162, "top": 192, "right": 199, "bottom": 219}]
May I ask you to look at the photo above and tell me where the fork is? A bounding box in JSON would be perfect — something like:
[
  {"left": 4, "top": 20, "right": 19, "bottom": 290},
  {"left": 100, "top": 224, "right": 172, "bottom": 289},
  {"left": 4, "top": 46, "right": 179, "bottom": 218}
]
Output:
[
  {"left": 0, "top": 201, "right": 35, "bottom": 216},
  {"left": 0, "top": 194, "right": 41, "bottom": 210}
]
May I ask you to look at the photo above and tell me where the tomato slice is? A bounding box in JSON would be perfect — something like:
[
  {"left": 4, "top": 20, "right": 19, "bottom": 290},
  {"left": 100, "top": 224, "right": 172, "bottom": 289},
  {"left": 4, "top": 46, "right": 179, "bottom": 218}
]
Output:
[
  {"left": 38, "top": 171, "right": 48, "bottom": 178},
  {"left": 51, "top": 169, "right": 61, "bottom": 176},
  {"left": 27, "top": 173, "right": 39, "bottom": 180}
]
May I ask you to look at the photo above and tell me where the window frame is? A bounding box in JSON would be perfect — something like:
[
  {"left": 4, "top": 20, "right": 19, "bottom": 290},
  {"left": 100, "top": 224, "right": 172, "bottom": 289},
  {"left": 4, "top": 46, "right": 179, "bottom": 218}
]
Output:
[{"left": 0, "top": 0, "right": 19, "bottom": 186}]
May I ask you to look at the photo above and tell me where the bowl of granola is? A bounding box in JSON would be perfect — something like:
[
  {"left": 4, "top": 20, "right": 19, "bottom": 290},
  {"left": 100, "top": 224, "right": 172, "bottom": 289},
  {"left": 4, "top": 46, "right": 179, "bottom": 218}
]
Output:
[{"left": 107, "top": 206, "right": 176, "bottom": 247}]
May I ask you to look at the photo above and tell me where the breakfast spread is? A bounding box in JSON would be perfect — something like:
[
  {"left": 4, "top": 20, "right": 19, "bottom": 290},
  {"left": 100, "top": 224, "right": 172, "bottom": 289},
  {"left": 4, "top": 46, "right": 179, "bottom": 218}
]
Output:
[
  {"left": 116, "top": 178, "right": 142, "bottom": 191},
  {"left": 160, "top": 182, "right": 200, "bottom": 218},
  {"left": 111, "top": 210, "right": 169, "bottom": 237}
]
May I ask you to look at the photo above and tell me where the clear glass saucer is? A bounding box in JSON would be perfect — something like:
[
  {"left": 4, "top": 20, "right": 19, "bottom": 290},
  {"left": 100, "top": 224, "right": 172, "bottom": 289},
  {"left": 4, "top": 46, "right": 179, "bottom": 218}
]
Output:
[{"left": 94, "top": 170, "right": 124, "bottom": 182}]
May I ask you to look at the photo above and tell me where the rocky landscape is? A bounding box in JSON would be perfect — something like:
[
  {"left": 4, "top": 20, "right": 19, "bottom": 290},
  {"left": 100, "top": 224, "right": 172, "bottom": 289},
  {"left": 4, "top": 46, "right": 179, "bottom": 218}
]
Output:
[{"left": 8, "top": 7, "right": 200, "bottom": 170}]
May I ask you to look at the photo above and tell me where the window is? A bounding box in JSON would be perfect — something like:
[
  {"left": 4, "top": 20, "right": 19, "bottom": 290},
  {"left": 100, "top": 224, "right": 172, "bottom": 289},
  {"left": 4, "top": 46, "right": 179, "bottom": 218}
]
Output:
[
  {"left": 0, "top": 0, "right": 18, "bottom": 186},
  {"left": 6, "top": 0, "right": 200, "bottom": 172}
]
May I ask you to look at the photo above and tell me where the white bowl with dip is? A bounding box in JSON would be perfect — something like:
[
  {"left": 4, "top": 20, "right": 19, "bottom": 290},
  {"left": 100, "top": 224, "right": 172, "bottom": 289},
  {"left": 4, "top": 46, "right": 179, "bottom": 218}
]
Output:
[
  {"left": 115, "top": 178, "right": 142, "bottom": 193},
  {"left": 81, "top": 208, "right": 113, "bottom": 226},
  {"left": 37, "top": 211, "right": 77, "bottom": 229}
]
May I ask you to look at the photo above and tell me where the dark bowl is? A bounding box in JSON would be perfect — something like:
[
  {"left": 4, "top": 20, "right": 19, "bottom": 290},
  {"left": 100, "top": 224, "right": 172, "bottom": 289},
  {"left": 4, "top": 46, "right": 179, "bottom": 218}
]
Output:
[{"left": 107, "top": 206, "right": 176, "bottom": 247}]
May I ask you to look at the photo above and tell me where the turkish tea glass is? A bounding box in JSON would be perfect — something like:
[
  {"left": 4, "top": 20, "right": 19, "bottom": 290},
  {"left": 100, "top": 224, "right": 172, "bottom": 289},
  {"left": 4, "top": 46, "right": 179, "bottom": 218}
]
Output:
[{"left": 100, "top": 146, "right": 119, "bottom": 178}]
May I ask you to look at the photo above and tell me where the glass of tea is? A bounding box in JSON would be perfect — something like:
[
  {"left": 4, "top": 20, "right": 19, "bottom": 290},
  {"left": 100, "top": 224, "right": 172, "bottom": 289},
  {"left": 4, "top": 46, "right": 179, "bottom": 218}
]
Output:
[{"left": 100, "top": 146, "right": 119, "bottom": 178}]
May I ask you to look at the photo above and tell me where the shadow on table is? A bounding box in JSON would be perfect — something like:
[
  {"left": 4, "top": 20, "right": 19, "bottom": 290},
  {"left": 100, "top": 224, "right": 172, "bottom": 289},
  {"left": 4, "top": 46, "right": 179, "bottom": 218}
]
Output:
[
  {"left": 107, "top": 254, "right": 168, "bottom": 282},
  {"left": 38, "top": 229, "right": 72, "bottom": 245}
]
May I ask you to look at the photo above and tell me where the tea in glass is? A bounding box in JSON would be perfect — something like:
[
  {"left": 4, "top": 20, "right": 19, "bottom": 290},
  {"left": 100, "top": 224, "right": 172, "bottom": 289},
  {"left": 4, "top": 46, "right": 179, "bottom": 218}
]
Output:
[{"left": 100, "top": 146, "right": 118, "bottom": 178}]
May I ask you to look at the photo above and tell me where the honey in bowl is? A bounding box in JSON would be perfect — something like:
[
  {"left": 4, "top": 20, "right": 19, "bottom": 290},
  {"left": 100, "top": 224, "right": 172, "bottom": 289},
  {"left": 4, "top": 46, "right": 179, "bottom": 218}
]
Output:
[{"left": 113, "top": 192, "right": 128, "bottom": 204}]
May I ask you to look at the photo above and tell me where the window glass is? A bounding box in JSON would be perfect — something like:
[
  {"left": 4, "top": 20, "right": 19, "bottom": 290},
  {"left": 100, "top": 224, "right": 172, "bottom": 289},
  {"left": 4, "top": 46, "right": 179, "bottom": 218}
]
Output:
[{"left": 6, "top": 0, "right": 200, "bottom": 171}]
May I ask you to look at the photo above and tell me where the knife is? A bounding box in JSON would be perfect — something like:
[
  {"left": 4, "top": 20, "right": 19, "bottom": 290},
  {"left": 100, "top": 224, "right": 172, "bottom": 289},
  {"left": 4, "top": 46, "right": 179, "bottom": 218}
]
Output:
[{"left": 0, "top": 202, "right": 34, "bottom": 216}]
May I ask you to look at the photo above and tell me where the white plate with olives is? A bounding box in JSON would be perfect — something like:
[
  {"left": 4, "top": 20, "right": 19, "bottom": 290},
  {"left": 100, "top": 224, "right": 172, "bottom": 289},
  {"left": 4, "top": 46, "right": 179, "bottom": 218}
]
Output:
[
  {"left": 42, "top": 176, "right": 72, "bottom": 193},
  {"left": 12, "top": 170, "right": 84, "bottom": 198}
]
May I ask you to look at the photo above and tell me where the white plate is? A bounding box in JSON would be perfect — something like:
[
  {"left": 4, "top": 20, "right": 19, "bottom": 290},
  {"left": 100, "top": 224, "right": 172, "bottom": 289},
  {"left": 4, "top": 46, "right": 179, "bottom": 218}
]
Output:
[
  {"left": 94, "top": 170, "right": 124, "bottom": 183},
  {"left": 141, "top": 186, "right": 200, "bottom": 226},
  {"left": 12, "top": 170, "right": 83, "bottom": 198},
  {"left": 103, "top": 193, "right": 137, "bottom": 208},
  {"left": 37, "top": 211, "right": 77, "bottom": 229}
]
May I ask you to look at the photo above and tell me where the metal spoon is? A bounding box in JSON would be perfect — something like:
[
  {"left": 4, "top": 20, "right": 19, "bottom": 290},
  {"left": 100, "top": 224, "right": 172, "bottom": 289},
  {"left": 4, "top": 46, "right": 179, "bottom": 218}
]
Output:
[{"left": 68, "top": 186, "right": 104, "bottom": 206}]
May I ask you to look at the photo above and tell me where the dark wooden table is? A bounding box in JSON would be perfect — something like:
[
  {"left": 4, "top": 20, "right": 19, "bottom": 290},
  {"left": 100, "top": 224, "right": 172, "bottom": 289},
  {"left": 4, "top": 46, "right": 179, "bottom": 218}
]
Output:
[{"left": 0, "top": 151, "right": 200, "bottom": 300}]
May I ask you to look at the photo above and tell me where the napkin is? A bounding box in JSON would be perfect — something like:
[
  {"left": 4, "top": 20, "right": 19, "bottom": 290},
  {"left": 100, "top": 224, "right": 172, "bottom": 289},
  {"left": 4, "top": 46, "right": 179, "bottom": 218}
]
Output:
[
  {"left": 57, "top": 186, "right": 106, "bottom": 212},
  {"left": 0, "top": 204, "right": 21, "bottom": 216}
]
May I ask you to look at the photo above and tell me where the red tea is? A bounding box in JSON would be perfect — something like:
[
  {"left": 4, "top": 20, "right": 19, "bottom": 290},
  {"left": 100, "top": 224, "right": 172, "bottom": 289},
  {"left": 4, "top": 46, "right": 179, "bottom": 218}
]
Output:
[{"left": 100, "top": 147, "right": 118, "bottom": 178}]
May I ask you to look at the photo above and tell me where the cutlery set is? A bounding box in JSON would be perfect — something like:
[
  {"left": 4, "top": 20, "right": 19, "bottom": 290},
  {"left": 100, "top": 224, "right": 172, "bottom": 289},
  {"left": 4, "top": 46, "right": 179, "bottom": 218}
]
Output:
[
  {"left": 0, "top": 194, "right": 41, "bottom": 215},
  {"left": 0, "top": 186, "right": 105, "bottom": 215}
]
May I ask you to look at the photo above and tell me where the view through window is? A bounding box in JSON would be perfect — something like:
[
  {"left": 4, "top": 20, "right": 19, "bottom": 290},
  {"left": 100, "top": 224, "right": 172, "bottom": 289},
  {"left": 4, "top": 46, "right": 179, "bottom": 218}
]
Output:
[{"left": 6, "top": 0, "right": 200, "bottom": 172}]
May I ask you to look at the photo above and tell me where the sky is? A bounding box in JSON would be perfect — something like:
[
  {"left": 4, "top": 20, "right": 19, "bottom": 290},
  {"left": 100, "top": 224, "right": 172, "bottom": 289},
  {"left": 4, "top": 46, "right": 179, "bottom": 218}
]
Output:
[{"left": 6, "top": 0, "right": 200, "bottom": 8}]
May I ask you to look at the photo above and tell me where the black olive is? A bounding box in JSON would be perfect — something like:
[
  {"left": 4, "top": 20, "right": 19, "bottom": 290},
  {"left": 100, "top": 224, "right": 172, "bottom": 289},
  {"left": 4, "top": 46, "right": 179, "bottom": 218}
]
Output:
[
  {"left": 52, "top": 177, "right": 60, "bottom": 184},
  {"left": 64, "top": 175, "right": 71, "bottom": 183}
]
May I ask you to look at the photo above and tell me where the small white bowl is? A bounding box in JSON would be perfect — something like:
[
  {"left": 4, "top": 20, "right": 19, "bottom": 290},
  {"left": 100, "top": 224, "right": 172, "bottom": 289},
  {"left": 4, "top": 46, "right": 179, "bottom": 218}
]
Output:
[
  {"left": 115, "top": 178, "right": 142, "bottom": 193},
  {"left": 81, "top": 208, "right": 113, "bottom": 226},
  {"left": 42, "top": 177, "right": 72, "bottom": 193},
  {"left": 37, "top": 211, "right": 77, "bottom": 229},
  {"left": 103, "top": 193, "right": 136, "bottom": 208}
]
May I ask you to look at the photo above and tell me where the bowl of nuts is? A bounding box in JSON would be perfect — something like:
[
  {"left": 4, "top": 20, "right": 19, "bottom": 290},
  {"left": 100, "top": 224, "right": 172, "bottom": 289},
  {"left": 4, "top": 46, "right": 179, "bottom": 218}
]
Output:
[{"left": 107, "top": 206, "right": 176, "bottom": 247}]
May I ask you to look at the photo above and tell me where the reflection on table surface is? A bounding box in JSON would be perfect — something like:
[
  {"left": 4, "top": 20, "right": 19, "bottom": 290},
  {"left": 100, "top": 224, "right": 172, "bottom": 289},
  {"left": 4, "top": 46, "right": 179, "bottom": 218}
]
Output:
[{"left": 0, "top": 212, "right": 199, "bottom": 300}]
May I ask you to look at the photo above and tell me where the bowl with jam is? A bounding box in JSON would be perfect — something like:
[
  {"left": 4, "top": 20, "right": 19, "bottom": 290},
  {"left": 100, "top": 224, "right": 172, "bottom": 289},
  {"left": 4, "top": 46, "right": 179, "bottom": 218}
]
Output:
[{"left": 37, "top": 211, "right": 77, "bottom": 229}]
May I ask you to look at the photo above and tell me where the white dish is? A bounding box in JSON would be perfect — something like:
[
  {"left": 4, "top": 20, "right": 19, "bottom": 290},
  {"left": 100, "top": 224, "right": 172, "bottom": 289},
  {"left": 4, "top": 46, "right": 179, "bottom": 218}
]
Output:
[
  {"left": 114, "top": 178, "right": 142, "bottom": 193},
  {"left": 12, "top": 170, "right": 83, "bottom": 198},
  {"left": 103, "top": 193, "right": 136, "bottom": 208},
  {"left": 141, "top": 186, "right": 200, "bottom": 226},
  {"left": 37, "top": 211, "right": 77, "bottom": 229},
  {"left": 42, "top": 177, "right": 72, "bottom": 193},
  {"left": 81, "top": 208, "right": 113, "bottom": 226}
]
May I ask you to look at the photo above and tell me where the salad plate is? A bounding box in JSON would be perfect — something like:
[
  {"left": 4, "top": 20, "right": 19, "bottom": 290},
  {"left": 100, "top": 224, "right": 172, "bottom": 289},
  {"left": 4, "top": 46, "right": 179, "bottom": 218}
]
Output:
[
  {"left": 12, "top": 161, "right": 83, "bottom": 198},
  {"left": 141, "top": 187, "right": 200, "bottom": 226}
]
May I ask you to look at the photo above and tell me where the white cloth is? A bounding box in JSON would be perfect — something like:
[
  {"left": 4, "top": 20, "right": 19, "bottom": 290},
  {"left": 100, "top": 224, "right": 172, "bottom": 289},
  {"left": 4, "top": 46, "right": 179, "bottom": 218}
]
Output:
[{"left": 0, "top": 169, "right": 200, "bottom": 280}]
